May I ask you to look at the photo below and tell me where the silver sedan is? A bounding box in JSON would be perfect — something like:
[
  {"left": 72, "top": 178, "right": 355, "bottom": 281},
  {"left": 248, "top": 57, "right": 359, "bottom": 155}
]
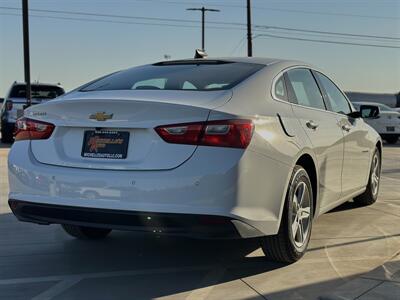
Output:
[{"left": 8, "top": 57, "right": 381, "bottom": 263}]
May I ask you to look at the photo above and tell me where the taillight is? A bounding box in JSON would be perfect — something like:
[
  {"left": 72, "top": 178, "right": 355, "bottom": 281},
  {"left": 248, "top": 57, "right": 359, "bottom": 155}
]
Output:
[
  {"left": 5, "top": 101, "right": 13, "bottom": 111},
  {"left": 155, "top": 119, "right": 254, "bottom": 149},
  {"left": 14, "top": 117, "right": 55, "bottom": 141}
]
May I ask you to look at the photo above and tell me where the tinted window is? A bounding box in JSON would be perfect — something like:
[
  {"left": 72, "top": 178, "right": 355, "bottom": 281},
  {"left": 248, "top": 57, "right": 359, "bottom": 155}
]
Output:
[
  {"left": 360, "top": 107, "right": 375, "bottom": 118},
  {"left": 286, "top": 69, "right": 326, "bottom": 110},
  {"left": 132, "top": 78, "right": 166, "bottom": 90},
  {"left": 315, "top": 72, "right": 351, "bottom": 115},
  {"left": 274, "top": 76, "right": 287, "bottom": 101},
  {"left": 9, "top": 85, "right": 65, "bottom": 99},
  {"left": 81, "top": 62, "right": 264, "bottom": 92}
]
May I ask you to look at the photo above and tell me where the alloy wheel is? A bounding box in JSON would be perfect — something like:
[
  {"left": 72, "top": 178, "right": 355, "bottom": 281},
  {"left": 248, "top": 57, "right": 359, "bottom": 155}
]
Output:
[
  {"left": 371, "top": 153, "right": 380, "bottom": 196},
  {"left": 290, "top": 181, "right": 311, "bottom": 249}
]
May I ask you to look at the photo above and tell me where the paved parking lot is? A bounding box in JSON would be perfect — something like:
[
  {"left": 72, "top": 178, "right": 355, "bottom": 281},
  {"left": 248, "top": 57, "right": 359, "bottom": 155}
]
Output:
[{"left": 0, "top": 142, "right": 399, "bottom": 300}]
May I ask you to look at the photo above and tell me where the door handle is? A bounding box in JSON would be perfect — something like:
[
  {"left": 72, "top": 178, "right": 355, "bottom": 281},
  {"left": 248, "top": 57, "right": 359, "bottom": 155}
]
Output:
[
  {"left": 306, "top": 120, "right": 319, "bottom": 130},
  {"left": 342, "top": 124, "right": 351, "bottom": 132}
]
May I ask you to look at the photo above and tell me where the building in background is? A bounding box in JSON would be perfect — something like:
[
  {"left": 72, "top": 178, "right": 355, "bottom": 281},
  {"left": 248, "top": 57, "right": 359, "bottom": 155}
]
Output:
[{"left": 346, "top": 92, "right": 400, "bottom": 108}]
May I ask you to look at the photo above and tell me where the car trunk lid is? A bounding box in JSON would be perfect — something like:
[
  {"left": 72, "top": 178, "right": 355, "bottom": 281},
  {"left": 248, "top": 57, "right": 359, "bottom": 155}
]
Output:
[{"left": 27, "top": 90, "right": 232, "bottom": 170}]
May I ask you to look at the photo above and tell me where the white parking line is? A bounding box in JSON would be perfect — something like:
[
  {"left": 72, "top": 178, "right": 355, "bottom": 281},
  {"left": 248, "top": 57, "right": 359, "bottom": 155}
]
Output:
[
  {"left": 0, "top": 265, "right": 213, "bottom": 286},
  {"left": 32, "top": 278, "right": 82, "bottom": 300},
  {"left": 185, "top": 267, "right": 225, "bottom": 300}
]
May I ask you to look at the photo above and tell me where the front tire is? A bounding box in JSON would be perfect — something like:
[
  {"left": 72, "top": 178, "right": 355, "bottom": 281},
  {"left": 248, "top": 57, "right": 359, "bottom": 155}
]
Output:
[
  {"left": 61, "top": 224, "right": 112, "bottom": 239},
  {"left": 354, "top": 148, "right": 381, "bottom": 206},
  {"left": 261, "top": 166, "right": 313, "bottom": 263}
]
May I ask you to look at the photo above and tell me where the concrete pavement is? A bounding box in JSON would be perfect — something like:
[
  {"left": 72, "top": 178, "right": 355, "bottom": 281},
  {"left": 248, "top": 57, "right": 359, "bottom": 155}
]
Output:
[{"left": 0, "top": 142, "right": 399, "bottom": 300}]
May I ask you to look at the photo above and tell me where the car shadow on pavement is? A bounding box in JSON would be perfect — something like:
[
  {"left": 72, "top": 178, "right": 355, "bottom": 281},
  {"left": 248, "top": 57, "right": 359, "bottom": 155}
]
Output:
[
  {"left": 1, "top": 209, "right": 400, "bottom": 299},
  {"left": 0, "top": 212, "right": 287, "bottom": 299},
  {"left": 326, "top": 201, "right": 360, "bottom": 213}
]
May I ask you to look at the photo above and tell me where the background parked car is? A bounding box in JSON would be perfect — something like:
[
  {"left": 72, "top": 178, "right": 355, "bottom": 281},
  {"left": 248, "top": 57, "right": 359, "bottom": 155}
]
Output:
[
  {"left": 0, "top": 82, "right": 65, "bottom": 143},
  {"left": 353, "top": 101, "right": 400, "bottom": 144}
]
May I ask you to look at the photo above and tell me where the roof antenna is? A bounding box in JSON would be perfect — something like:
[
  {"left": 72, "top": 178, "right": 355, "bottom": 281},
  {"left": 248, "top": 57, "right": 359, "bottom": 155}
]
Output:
[{"left": 194, "top": 49, "right": 208, "bottom": 59}]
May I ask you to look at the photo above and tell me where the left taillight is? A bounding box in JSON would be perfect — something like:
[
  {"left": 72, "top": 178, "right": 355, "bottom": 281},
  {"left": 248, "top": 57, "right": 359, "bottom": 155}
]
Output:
[
  {"left": 155, "top": 119, "right": 254, "bottom": 149},
  {"left": 14, "top": 117, "right": 55, "bottom": 141}
]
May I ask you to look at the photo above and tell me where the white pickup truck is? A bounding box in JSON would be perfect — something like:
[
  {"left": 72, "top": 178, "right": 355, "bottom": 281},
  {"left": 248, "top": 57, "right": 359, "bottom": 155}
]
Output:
[{"left": 0, "top": 82, "right": 65, "bottom": 143}]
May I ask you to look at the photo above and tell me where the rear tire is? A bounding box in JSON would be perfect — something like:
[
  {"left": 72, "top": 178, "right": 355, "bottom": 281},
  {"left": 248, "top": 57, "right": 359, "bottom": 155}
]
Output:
[
  {"left": 261, "top": 166, "right": 313, "bottom": 263},
  {"left": 61, "top": 224, "right": 112, "bottom": 240},
  {"left": 384, "top": 136, "right": 398, "bottom": 144},
  {"left": 354, "top": 148, "right": 381, "bottom": 206}
]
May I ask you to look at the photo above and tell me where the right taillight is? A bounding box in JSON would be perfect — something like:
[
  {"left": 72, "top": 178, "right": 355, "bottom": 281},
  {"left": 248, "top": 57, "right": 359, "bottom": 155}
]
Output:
[
  {"left": 155, "top": 119, "right": 254, "bottom": 149},
  {"left": 5, "top": 101, "right": 13, "bottom": 111},
  {"left": 14, "top": 117, "right": 55, "bottom": 141}
]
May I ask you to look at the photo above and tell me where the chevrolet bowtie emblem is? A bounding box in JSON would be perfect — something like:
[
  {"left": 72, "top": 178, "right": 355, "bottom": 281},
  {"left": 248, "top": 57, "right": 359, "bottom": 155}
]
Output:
[{"left": 89, "top": 112, "right": 113, "bottom": 121}]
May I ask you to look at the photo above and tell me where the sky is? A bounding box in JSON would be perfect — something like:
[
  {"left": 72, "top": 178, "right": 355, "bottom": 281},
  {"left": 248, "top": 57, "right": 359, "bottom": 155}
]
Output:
[{"left": 0, "top": 0, "right": 399, "bottom": 96}]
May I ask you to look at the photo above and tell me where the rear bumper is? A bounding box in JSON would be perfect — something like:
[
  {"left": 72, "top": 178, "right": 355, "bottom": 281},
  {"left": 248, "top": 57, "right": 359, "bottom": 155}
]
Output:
[
  {"left": 8, "top": 141, "right": 292, "bottom": 237},
  {"left": 9, "top": 199, "right": 246, "bottom": 239}
]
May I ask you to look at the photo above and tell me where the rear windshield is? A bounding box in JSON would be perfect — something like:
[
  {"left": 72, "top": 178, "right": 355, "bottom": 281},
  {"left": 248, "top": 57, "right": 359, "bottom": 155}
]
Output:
[
  {"left": 9, "top": 85, "right": 65, "bottom": 99},
  {"left": 80, "top": 62, "right": 265, "bottom": 92}
]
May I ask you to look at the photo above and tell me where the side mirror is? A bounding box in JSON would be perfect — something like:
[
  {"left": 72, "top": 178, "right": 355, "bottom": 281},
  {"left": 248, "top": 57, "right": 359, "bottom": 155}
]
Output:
[
  {"left": 0, "top": 98, "right": 4, "bottom": 104},
  {"left": 360, "top": 105, "right": 380, "bottom": 119},
  {"left": 347, "top": 111, "right": 362, "bottom": 119}
]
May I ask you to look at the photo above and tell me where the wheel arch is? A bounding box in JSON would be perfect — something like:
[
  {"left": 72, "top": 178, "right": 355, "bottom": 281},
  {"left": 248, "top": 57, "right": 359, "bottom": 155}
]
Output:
[
  {"left": 376, "top": 140, "right": 382, "bottom": 156},
  {"left": 295, "top": 153, "right": 318, "bottom": 219}
]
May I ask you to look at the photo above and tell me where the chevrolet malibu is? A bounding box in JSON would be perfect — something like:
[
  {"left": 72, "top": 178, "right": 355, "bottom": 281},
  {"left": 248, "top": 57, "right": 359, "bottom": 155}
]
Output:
[{"left": 8, "top": 58, "right": 382, "bottom": 263}]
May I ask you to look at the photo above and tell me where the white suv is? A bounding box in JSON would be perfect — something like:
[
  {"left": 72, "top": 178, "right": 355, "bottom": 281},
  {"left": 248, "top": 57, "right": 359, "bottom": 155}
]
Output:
[{"left": 353, "top": 101, "right": 400, "bottom": 144}]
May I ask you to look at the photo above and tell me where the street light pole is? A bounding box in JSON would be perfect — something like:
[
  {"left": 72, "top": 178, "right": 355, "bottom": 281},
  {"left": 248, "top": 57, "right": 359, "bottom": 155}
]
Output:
[
  {"left": 22, "top": 0, "right": 31, "bottom": 107},
  {"left": 247, "top": 0, "right": 253, "bottom": 57},
  {"left": 187, "top": 7, "right": 220, "bottom": 51}
]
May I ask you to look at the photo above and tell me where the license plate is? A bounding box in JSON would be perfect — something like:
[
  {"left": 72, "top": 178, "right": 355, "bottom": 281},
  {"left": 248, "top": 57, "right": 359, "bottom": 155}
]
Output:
[
  {"left": 81, "top": 130, "right": 129, "bottom": 159},
  {"left": 386, "top": 126, "right": 395, "bottom": 132}
]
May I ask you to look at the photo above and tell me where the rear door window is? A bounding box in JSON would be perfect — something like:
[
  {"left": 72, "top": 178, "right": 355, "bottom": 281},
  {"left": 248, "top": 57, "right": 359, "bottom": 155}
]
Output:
[
  {"left": 274, "top": 76, "right": 287, "bottom": 101},
  {"left": 314, "top": 72, "right": 351, "bottom": 115},
  {"left": 285, "top": 68, "right": 326, "bottom": 110}
]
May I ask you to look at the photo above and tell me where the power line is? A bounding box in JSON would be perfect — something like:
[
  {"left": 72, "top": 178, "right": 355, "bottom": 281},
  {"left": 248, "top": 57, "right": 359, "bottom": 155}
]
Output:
[
  {"left": 256, "top": 25, "right": 400, "bottom": 41},
  {"left": 186, "top": 7, "right": 220, "bottom": 50},
  {"left": 1, "top": 6, "right": 399, "bottom": 42},
  {"left": 254, "top": 33, "right": 400, "bottom": 49},
  {"left": 133, "top": 0, "right": 400, "bottom": 20},
  {"left": 229, "top": 36, "right": 247, "bottom": 55},
  {"left": 0, "top": 6, "right": 206, "bottom": 25},
  {"left": 1, "top": 11, "right": 399, "bottom": 49},
  {"left": 266, "top": 29, "right": 400, "bottom": 43},
  {"left": 0, "top": 12, "right": 239, "bottom": 31}
]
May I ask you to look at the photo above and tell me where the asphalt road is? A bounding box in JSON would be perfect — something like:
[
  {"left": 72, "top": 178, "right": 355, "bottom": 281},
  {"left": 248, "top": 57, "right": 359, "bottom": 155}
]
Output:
[{"left": 0, "top": 142, "right": 399, "bottom": 300}]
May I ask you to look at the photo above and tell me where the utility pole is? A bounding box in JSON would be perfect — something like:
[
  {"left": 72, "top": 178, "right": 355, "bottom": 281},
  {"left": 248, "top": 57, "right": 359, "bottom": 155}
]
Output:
[
  {"left": 22, "top": 0, "right": 31, "bottom": 107},
  {"left": 247, "top": 0, "right": 253, "bottom": 57},
  {"left": 186, "top": 7, "right": 220, "bottom": 51}
]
